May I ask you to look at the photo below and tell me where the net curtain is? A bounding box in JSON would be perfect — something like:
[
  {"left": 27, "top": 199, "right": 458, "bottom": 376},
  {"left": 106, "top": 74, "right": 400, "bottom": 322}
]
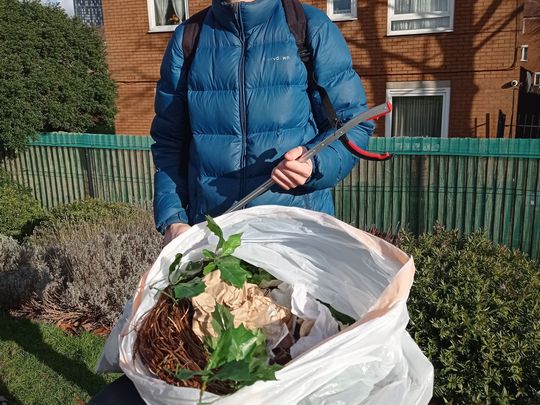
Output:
[
  {"left": 392, "top": 0, "right": 449, "bottom": 30},
  {"left": 391, "top": 96, "right": 443, "bottom": 137},
  {"left": 154, "top": 0, "right": 168, "bottom": 25},
  {"left": 171, "top": 0, "right": 186, "bottom": 21}
]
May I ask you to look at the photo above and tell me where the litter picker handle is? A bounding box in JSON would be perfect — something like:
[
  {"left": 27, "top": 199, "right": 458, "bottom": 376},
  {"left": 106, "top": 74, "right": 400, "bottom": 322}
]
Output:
[
  {"left": 299, "top": 102, "right": 392, "bottom": 163},
  {"left": 225, "top": 178, "right": 275, "bottom": 214}
]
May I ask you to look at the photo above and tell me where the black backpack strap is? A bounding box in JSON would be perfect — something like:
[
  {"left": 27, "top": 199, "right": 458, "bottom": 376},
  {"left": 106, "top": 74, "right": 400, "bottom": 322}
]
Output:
[
  {"left": 281, "top": 0, "right": 340, "bottom": 128},
  {"left": 182, "top": 7, "right": 210, "bottom": 72}
]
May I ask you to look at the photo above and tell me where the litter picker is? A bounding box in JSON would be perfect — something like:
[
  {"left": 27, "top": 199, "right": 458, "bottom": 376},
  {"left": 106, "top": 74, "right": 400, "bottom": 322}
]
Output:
[{"left": 225, "top": 101, "right": 393, "bottom": 213}]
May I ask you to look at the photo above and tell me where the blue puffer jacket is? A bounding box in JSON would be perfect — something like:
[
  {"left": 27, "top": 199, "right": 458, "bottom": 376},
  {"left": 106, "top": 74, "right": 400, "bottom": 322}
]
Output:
[{"left": 151, "top": 0, "right": 374, "bottom": 233}]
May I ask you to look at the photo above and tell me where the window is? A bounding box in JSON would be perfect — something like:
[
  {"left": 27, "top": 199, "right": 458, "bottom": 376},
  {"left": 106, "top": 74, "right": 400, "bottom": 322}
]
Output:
[
  {"left": 385, "top": 81, "right": 451, "bottom": 138},
  {"left": 388, "top": 0, "right": 454, "bottom": 36},
  {"left": 521, "top": 45, "right": 529, "bottom": 62},
  {"left": 327, "top": 0, "right": 357, "bottom": 20},
  {"left": 147, "top": 0, "right": 188, "bottom": 32},
  {"left": 534, "top": 72, "right": 540, "bottom": 87}
]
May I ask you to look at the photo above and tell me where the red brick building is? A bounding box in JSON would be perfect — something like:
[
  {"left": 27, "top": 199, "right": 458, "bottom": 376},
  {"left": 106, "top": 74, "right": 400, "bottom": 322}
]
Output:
[{"left": 102, "top": 0, "right": 540, "bottom": 137}]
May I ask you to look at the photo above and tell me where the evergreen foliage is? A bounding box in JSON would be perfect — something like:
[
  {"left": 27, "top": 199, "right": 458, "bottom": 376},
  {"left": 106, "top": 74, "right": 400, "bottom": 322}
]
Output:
[
  {"left": 0, "top": 0, "right": 116, "bottom": 157},
  {"left": 0, "top": 170, "right": 47, "bottom": 239},
  {"left": 402, "top": 228, "right": 540, "bottom": 404}
]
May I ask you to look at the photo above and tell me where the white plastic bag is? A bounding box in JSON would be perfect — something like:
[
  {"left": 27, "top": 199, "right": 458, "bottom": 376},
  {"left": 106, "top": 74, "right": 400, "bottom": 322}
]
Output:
[{"left": 112, "top": 206, "right": 433, "bottom": 404}]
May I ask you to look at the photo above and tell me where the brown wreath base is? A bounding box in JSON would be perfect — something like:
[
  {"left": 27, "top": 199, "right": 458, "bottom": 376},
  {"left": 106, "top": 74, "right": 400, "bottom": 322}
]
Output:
[{"left": 133, "top": 290, "right": 234, "bottom": 395}]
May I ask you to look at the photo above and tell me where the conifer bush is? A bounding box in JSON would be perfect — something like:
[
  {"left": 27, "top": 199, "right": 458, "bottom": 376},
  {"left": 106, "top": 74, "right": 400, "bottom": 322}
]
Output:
[{"left": 0, "top": 0, "right": 116, "bottom": 157}]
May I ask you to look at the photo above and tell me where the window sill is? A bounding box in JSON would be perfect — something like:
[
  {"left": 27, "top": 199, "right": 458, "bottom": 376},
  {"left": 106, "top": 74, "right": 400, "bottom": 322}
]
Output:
[
  {"left": 148, "top": 25, "right": 179, "bottom": 33},
  {"left": 330, "top": 15, "right": 358, "bottom": 22},
  {"left": 386, "top": 28, "right": 453, "bottom": 37}
]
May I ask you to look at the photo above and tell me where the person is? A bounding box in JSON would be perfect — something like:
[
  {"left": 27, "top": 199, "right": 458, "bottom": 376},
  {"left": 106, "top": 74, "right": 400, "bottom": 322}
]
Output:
[
  {"left": 151, "top": 0, "right": 374, "bottom": 245},
  {"left": 89, "top": 2, "right": 374, "bottom": 400}
]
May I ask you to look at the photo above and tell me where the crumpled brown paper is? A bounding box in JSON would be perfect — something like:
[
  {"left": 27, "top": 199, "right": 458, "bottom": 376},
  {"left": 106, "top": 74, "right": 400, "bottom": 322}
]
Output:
[{"left": 192, "top": 270, "right": 292, "bottom": 349}]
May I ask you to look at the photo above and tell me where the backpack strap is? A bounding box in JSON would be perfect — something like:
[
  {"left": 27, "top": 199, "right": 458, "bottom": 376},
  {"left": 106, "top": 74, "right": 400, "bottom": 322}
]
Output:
[
  {"left": 182, "top": 7, "right": 210, "bottom": 73},
  {"left": 281, "top": 0, "right": 340, "bottom": 128}
]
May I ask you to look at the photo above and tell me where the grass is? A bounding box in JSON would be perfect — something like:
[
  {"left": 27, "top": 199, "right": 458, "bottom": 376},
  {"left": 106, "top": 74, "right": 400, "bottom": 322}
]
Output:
[{"left": 0, "top": 312, "right": 119, "bottom": 405}]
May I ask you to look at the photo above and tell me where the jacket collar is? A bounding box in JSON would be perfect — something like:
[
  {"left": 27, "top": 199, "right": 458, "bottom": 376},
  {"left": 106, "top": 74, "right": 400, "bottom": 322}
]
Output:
[{"left": 211, "top": 0, "right": 280, "bottom": 35}]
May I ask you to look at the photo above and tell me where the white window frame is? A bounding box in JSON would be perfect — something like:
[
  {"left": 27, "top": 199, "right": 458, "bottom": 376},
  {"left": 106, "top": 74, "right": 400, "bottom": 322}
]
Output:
[
  {"left": 327, "top": 0, "right": 357, "bottom": 21},
  {"left": 385, "top": 81, "right": 451, "bottom": 138},
  {"left": 534, "top": 72, "right": 540, "bottom": 87},
  {"left": 147, "top": 0, "right": 189, "bottom": 33},
  {"left": 387, "top": 0, "right": 454, "bottom": 36},
  {"left": 521, "top": 45, "right": 529, "bottom": 62}
]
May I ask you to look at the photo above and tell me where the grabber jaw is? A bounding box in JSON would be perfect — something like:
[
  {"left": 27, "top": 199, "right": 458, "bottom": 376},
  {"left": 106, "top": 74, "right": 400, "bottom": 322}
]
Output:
[
  {"left": 339, "top": 101, "right": 393, "bottom": 161},
  {"left": 339, "top": 135, "right": 393, "bottom": 161}
]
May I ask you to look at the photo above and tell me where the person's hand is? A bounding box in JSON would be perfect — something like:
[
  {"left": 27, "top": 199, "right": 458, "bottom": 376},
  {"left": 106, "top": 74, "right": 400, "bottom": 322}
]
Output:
[
  {"left": 163, "top": 223, "right": 191, "bottom": 246},
  {"left": 271, "top": 146, "right": 313, "bottom": 190}
]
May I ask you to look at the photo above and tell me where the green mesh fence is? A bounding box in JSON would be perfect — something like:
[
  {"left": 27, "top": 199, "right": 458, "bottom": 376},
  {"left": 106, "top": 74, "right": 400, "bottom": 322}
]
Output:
[{"left": 2, "top": 133, "right": 539, "bottom": 259}]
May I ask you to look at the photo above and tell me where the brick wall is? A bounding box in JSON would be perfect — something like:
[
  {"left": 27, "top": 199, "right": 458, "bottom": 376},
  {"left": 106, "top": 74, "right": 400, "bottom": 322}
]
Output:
[{"left": 102, "top": 0, "right": 527, "bottom": 137}]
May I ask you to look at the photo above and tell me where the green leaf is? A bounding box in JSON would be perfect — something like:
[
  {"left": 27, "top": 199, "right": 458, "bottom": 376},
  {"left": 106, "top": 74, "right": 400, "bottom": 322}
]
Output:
[
  {"left": 183, "top": 260, "right": 204, "bottom": 277},
  {"left": 216, "top": 256, "right": 250, "bottom": 288},
  {"left": 203, "top": 334, "right": 219, "bottom": 351},
  {"left": 205, "top": 215, "right": 225, "bottom": 249},
  {"left": 206, "top": 330, "right": 233, "bottom": 370},
  {"left": 202, "top": 249, "right": 216, "bottom": 259},
  {"left": 202, "top": 306, "right": 280, "bottom": 391},
  {"left": 221, "top": 233, "right": 243, "bottom": 256},
  {"left": 203, "top": 262, "right": 217, "bottom": 275},
  {"left": 318, "top": 300, "right": 356, "bottom": 326},
  {"left": 207, "top": 323, "right": 263, "bottom": 370},
  {"left": 170, "top": 260, "right": 204, "bottom": 285},
  {"left": 173, "top": 279, "right": 206, "bottom": 300},
  {"left": 169, "top": 253, "right": 183, "bottom": 273},
  {"left": 210, "top": 304, "right": 235, "bottom": 338},
  {"left": 210, "top": 358, "right": 279, "bottom": 386},
  {"left": 228, "top": 324, "right": 265, "bottom": 361},
  {"left": 175, "top": 368, "right": 210, "bottom": 381},
  {"left": 210, "top": 360, "right": 253, "bottom": 382},
  {"left": 249, "top": 267, "right": 276, "bottom": 286},
  {"left": 179, "top": 261, "right": 204, "bottom": 281},
  {"left": 249, "top": 358, "right": 281, "bottom": 381}
]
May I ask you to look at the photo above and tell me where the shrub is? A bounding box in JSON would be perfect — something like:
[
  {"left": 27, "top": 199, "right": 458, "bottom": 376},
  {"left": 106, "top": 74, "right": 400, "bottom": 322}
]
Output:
[
  {"left": 47, "top": 198, "right": 146, "bottom": 226},
  {"left": 0, "top": 0, "right": 116, "bottom": 157},
  {"left": 0, "top": 235, "right": 48, "bottom": 309},
  {"left": 402, "top": 227, "right": 540, "bottom": 404},
  {"left": 27, "top": 208, "right": 161, "bottom": 329},
  {"left": 0, "top": 171, "right": 48, "bottom": 239}
]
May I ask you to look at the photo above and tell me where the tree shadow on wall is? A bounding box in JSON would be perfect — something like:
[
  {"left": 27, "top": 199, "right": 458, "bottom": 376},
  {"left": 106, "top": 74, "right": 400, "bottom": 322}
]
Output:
[{"left": 349, "top": 0, "right": 522, "bottom": 137}]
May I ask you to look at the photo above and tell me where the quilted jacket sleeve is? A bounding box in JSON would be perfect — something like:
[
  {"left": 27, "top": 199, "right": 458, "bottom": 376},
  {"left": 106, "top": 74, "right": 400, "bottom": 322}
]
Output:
[
  {"left": 150, "top": 26, "right": 191, "bottom": 234},
  {"left": 303, "top": 13, "right": 375, "bottom": 190}
]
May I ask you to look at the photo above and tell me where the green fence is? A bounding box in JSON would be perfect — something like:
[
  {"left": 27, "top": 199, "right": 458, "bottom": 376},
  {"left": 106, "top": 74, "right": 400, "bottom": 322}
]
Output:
[{"left": 2, "top": 133, "right": 540, "bottom": 259}]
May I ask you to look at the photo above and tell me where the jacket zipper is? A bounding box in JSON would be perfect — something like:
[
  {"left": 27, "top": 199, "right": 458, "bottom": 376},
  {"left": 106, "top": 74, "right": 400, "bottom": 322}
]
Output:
[{"left": 234, "top": 3, "right": 247, "bottom": 201}]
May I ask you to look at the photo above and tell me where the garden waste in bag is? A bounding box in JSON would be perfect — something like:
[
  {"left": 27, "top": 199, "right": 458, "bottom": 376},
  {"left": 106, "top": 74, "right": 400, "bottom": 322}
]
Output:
[{"left": 97, "top": 206, "right": 433, "bottom": 404}]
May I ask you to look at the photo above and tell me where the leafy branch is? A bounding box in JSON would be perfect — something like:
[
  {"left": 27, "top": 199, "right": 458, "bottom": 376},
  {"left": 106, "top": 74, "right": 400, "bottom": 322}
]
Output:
[
  {"left": 174, "top": 304, "right": 281, "bottom": 401},
  {"left": 167, "top": 216, "right": 274, "bottom": 300}
]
